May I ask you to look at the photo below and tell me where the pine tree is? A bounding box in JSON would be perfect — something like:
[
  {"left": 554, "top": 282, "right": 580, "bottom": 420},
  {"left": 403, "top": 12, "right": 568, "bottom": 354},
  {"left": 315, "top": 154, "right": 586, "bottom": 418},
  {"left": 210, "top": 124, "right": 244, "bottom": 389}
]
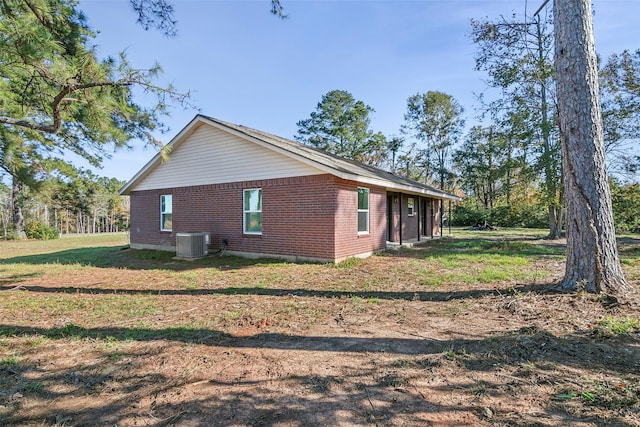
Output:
[{"left": 553, "top": 0, "right": 630, "bottom": 293}]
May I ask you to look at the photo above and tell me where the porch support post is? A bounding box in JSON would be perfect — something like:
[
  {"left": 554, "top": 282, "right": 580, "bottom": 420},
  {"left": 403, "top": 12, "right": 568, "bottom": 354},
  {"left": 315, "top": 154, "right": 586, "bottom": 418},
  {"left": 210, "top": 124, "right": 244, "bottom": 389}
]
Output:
[
  {"left": 449, "top": 200, "right": 452, "bottom": 235},
  {"left": 430, "top": 198, "right": 434, "bottom": 238},
  {"left": 440, "top": 199, "right": 444, "bottom": 236}
]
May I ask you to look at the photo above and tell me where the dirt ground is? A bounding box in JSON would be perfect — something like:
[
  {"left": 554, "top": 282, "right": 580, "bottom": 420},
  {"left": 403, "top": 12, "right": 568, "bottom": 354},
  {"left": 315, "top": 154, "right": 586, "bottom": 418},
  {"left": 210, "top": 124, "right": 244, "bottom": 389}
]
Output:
[{"left": 0, "top": 231, "right": 639, "bottom": 426}]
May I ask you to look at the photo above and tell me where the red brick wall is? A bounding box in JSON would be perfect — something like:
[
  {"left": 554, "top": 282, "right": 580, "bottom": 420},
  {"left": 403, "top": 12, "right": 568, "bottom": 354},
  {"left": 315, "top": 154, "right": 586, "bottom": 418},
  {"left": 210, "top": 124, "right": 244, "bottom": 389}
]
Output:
[
  {"left": 333, "top": 179, "right": 387, "bottom": 261},
  {"left": 130, "top": 174, "right": 340, "bottom": 261},
  {"left": 129, "top": 173, "right": 446, "bottom": 260},
  {"left": 130, "top": 189, "right": 175, "bottom": 249}
]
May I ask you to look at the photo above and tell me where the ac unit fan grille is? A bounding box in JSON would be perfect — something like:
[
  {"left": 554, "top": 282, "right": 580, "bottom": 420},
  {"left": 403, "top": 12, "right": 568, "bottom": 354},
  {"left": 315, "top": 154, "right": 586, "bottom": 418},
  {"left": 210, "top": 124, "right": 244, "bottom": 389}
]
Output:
[{"left": 176, "top": 232, "right": 210, "bottom": 258}]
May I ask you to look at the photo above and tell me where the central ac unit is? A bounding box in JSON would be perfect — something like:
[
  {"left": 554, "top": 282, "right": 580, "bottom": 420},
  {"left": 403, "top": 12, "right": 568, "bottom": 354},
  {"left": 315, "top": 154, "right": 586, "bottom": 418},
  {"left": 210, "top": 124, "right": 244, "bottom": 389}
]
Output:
[{"left": 176, "top": 232, "right": 210, "bottom": 258}]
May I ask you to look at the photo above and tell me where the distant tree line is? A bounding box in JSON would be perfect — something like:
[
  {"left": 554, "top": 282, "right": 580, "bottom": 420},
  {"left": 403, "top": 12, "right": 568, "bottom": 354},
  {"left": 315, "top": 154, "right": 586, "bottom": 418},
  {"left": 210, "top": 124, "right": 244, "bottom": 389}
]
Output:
[{"left": 0, "top": 172, "right": 128, "bottom": 240}]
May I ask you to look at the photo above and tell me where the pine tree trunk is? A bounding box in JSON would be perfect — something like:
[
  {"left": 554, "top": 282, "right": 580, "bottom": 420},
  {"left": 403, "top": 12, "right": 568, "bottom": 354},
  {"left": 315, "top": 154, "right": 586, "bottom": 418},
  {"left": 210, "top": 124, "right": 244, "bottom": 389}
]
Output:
[
  {"left": 554, "top": 0, "right": 630, "bottom": 293},
  {"left": 11, "top": 178, "right": 27, "bottom": 239}
]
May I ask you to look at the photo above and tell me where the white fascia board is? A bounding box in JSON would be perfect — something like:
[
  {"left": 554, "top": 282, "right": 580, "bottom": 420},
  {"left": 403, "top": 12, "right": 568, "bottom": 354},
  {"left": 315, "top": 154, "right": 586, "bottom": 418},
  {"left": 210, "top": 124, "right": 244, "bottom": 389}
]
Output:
[{"left": 363, "top": 179, "right": 461, "bottom": 201}]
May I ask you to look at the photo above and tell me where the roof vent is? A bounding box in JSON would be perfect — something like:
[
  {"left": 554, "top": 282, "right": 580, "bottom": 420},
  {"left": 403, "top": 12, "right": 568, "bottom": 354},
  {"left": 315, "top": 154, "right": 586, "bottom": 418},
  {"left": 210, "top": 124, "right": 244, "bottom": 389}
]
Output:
[{"left": 176, "top": 232, "right": 210, "bottom": 258}]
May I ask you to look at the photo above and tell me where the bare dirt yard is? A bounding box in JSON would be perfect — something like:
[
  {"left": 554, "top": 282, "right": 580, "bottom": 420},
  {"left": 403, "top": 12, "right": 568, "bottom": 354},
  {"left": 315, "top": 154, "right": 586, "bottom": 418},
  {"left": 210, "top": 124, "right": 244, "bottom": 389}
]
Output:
[{"left": 1, "top": 229, "right": 639, "bottom": 426}]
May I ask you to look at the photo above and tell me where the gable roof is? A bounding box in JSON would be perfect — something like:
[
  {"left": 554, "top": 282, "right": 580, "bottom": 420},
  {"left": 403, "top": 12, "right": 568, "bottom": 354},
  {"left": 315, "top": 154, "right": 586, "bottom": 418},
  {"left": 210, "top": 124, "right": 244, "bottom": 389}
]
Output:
[{"left": 120, "top": 114, "right": 461, "bottom": 201}]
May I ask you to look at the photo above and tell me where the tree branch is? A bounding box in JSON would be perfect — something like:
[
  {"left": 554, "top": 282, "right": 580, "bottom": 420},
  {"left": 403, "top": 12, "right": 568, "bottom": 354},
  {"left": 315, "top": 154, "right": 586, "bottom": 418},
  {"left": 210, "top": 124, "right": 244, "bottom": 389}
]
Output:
[{"left": 0, "top": 80, "right": 133, "bottom": 134}]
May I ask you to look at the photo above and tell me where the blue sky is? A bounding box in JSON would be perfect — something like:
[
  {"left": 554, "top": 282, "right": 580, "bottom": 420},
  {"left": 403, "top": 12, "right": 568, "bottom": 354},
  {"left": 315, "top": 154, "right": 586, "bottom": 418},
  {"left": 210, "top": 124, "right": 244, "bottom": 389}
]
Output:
[{"left": 77, "top": 0, "right": 640, "bottom": 182}]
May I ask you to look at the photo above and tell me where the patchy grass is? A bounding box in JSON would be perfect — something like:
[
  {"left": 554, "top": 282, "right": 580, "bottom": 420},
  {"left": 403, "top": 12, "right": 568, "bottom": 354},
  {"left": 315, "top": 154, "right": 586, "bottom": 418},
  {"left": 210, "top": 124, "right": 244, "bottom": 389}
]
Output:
[
  {"left": 0, "top": 355, "right": 20, "bottom": 366},
  {"left": 335, "top": 257, "right": 362, "bottom": 268},
  {"left": 592, "top": 315, "right": 640, "bottom": 337},
  {"left": 0, "top": 229, "right": 639, "bottom": 426}
]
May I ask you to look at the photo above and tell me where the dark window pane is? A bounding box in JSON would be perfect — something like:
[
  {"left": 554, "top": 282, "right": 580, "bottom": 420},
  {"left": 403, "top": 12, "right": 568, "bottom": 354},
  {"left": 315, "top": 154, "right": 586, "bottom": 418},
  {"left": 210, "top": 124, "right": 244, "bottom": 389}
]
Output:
[{"left": 358, "top": 188, "right": 369, "bottom": 210}]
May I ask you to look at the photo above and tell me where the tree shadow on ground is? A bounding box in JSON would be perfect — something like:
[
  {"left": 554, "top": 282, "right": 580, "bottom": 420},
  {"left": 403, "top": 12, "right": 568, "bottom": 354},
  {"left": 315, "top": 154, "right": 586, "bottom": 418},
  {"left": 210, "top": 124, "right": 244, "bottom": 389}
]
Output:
[
  {"left": 1, "top": 323, "right": 638, "bottom": 374},
  {"left": 0, "top": 350, "right": 488, "bottom": 426},
  {"left": 0, "top": 272, "right": 41, "bottom": 284},
  {"left": 1, "top": 324, "right": 638, "bottom": 426},
  {"left": 0, "top": 282, "right": 566, "bottom": 301},
  {"left": 0, "top": 246, "right": 294, "bottom": 271}
]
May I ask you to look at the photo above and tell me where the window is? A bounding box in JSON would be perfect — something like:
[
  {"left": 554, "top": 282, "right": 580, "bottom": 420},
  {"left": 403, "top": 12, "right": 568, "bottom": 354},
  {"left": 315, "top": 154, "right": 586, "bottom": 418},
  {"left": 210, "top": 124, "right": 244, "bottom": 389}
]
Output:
[
  {"left": 243, "top": 189, "right": 262, "bottom": 234},
  {"left": 407, "top": 197, "right": 415, "bottom": 216},
  {"left": 357, "top": 187, "right": 369, "bottom": 234},
  {"left": 160, "top": 194, "right": 172, "bottom": 231}
]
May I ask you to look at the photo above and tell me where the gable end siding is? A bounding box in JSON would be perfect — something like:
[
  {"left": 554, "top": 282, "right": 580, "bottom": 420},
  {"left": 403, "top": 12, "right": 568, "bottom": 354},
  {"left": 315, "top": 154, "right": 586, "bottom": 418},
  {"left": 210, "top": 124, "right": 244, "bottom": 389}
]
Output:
[{"left": 134, "top": 124, "right": 323, "bottom": 191}]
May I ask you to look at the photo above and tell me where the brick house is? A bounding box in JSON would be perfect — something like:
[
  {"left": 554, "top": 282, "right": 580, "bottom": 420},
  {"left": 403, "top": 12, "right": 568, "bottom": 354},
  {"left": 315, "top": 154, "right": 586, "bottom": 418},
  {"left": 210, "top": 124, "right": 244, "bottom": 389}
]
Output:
[{"left": 120, "top": 115, "right": 460, "bottom": 263}]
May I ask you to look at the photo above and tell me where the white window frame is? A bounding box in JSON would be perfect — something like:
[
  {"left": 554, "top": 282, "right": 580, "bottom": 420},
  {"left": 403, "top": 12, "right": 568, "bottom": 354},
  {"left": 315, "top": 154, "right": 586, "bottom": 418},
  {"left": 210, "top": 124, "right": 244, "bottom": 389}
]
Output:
[
  {"left": 407, "top": 197, "right": 415, "bottom": 216},
  {"left": 357, "top": 187, "right": 369, "bottom": 234},
  {"left": 243, "top": 188, "right": 262, "bottom": 235},
  {"left": 160, "top": 194, "right": 172, "bottom": 231}
]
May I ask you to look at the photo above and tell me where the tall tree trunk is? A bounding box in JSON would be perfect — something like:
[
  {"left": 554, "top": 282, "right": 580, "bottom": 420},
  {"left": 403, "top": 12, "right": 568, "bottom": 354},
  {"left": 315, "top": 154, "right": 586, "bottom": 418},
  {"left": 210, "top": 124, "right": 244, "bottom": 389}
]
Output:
[
  {"left": 554, "top": 0, "right": 630, "bottom": 293},
  {"left": 11, "top": 177, "right": 27, "bottom": 239},
  {"left": 1, "top": 192, "right": 9, "bottom": 238}
]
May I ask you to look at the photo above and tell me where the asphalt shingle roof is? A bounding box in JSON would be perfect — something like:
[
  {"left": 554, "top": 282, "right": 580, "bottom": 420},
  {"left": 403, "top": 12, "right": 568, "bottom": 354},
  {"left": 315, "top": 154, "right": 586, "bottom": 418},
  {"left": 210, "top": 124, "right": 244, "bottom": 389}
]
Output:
[{"left": 200, "top": 115, "right": 460, "bottom": 201}]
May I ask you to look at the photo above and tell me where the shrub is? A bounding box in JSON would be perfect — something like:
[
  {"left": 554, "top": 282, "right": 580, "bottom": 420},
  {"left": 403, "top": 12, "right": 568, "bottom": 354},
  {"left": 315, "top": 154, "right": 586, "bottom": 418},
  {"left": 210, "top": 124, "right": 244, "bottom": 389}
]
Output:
[
  {"left": 24, "top": 222, "right": 59, "bottom": 240},
  {"left": 451, "top": 205, "right": 487, "bottom": 226},
  {"left": 611, "top": 180, "right": 640, "bottom": 233},
  {"left": 490, "top": 204, "right": 548, "bottom": 228},
  {"left": 452, "top": 203, "right": 547, "bottom": 228},
  {"left": 2, "top": 225, "right": 20, "bottom": 240}
]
